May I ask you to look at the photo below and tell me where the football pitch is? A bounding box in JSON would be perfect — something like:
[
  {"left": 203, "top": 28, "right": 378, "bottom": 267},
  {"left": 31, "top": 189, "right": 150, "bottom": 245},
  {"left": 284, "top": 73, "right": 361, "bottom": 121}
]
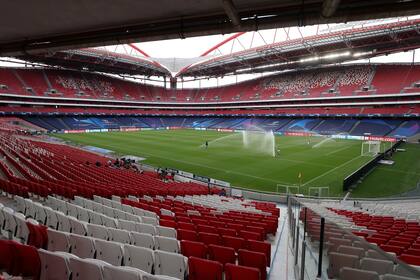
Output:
[{"left": 54, "top": 129, "right": 420, "bottom": 198}]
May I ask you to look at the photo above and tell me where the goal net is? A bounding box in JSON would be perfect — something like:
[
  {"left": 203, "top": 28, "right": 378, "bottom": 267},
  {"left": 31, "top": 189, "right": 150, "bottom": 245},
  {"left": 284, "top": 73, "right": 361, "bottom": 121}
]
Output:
[
  {"left": 308, "top": 187, "right": 330, "bottom": 198},
  {"left": 361, "top": 141, "right": 381, "bottom": 156},
  {"left": 276, "top": 184, "right": 300, "bottom": 195},
  {"left": 242, "top": 129, "right": 275, "bottom": 157}
]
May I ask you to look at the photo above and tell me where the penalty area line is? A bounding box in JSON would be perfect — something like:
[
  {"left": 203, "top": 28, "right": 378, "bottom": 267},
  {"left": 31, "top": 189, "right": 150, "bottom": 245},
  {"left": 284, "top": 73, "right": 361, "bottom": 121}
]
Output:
[{"left": 302, "top": 155, "right": 363, "bottom": 187}]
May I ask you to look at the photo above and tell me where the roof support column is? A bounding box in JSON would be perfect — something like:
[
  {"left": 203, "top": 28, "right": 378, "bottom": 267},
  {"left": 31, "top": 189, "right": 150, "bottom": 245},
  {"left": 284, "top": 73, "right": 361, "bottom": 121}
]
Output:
[
  {"left": 321, "top": 0, "right": 341, "bottom": 18},
  {"left": 222, "top": 0, "right": 241, "bottom": 27}
]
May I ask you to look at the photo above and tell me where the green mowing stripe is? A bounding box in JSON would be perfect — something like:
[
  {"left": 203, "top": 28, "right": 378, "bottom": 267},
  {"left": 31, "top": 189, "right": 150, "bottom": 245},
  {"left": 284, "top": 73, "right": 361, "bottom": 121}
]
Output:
[
  {"left": 53, "top": 130, "right": 418, "bottom": 197},
  {"left": 302, "top": 155, "right": 364, "bottom": 187}
]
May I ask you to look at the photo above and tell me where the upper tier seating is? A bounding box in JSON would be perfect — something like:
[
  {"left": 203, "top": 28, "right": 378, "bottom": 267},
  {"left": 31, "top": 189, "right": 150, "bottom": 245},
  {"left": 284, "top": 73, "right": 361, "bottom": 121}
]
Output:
[{"left": 1, "top": 64, "right": 419, "bottom": 103}]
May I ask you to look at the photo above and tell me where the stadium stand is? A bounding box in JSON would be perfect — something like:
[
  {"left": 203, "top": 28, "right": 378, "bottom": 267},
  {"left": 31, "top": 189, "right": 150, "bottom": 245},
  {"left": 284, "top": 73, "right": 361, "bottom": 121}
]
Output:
[
  {"left": 0, "top": 128, "right": 280, "bottom": 279},
  {"left": 294, "top": 199, "right": 420, "bottom": 279},
  {"left": 1, "top": 64, "right": 420, "bottom": 102},
  {"left": 14, "top": 116, "right": 420, "bottom": 138}
]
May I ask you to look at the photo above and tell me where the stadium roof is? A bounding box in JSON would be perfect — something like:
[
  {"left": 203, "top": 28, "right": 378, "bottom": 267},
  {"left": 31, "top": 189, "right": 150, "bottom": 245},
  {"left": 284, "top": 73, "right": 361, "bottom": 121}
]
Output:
[
  {"left": 14, "top": 18, "right": 420, "bottom": 79},
  {"left": 1, "top": 0, "right": 420, "bottom": 57},
  {"left": 179, "top": 19, "right": 420, "bottom": 77}
]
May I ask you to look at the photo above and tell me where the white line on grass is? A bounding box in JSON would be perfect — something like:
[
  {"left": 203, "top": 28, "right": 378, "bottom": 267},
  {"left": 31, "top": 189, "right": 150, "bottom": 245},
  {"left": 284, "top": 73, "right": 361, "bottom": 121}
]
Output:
[
  {"left": 326, "top": 145, "right": 352, "bottom": 156},
  {"left": 133, "top": 149, "right": 283, "bottom": 183},
  {"left": 302, "top": 155, "right": 363, "bottom": 187}
]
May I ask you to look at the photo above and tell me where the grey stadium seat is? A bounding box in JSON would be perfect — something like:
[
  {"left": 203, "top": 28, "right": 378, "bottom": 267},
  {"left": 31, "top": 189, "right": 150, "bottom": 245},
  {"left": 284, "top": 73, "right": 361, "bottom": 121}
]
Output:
[
  {"left": 94, "top": 239, "right": 124, "bottom": 266},
  {"left": 327, "top": 252, "right": 360, "bottom": 278},
  {"left": 47, "top": 229, "right": 71, "bottom": 252},
  {"left": 69, "top": 234, "right": 96, "bottom": 258},
  {"left": 124, "top": 244, "right": 155, "bottom": 274},
  {"left": 360, "top": 258, "right": 394, "bottom": 275},
  {"left": 131, "top": 232, "right": 155, "bottom": 249},
  {"left": 154, "top": 236, "right": 180, "bottom": 253},
  {"left": 154, "top": 250, "right": 188, "bottom": 280},
  {"left": 339, "top": 267, "right": 380, "bottom": 280},
  {"left": 39, "top": 249, "right": 71, "bottom": 280}
]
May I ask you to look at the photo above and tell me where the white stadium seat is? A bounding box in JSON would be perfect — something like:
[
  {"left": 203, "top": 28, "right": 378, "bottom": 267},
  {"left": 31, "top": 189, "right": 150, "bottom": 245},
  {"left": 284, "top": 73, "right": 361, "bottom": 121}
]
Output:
[
  {"left": 131, "top": 232, "right": 155, "bottom": 249},
  {"left": 39, "top": 249, "right": 71, "bottom": 280},
  {"left": 113, "top": 209, "right": 127, "bottom": 220},
  {"left": 124, "top": 244, "right": 155, "bottom": 273},
  {"left": 25, "top": 198, "right": 37, "bottom": 218},
  {"left": 14, "top": 212, "right": 30, "bottom": 243},
  {"left": 103, "top": 265, "right": 146, "bottom": 280},
  {"left": 156, "top": 225, "right": 177, "bottom": 239},
  {"left": 95, "top": 239, "right": 124, "bottom": 266},
  {"left": 15, "top": 196, "right": 26, "bottom": 214},
  {"left": 339, "top": 267, "right": 379, "bottom": 280},
  {"left": 56, "top": 212, "right": 72, "bottom": 232},
  {"left": 136, "top": 223, "right": 157, "bottom": 236},
  {"left": 88, "top": 211, "right": 104, "bottom": 225},
  {"left": 69, "top": 257, "right": 107, "bottom": 280},
  {"left": 44, "top": 207, "right": 59, "bottom": 229},
  {"left": 101, "top": 215, "right": 118, "bottom": 228},
  {"left": 76, "top": 207, "right": 90, "bottom": 222},
  {"left": 66, "top": 202, "right": 80, "bottom": 218},
  {"left": 69, "top": 234, "right": 96, "bottom": 258},
  {"left": 154, "top": 236, "right": 180, "bottom": 253},
  {"left": 360, "top": 258, "right": 394, "bottom": 275},
  {"left": 47, "top": 229, "right": 71, "bottom": 252},
  {"left": 109, "top": 228, "right": 131, "bottom": 244},
  {"left": 153, "top": 250, "right": 187, "bottom": 280},
  {"left": 87, "top": 223, "right": 110, "bottom": 240},
  {"left": 119, "top": 219, "right": 137, "bottom": 232},
  {"left": 68, "top": 216, "right": 88, "bottom": 236},
  {"left": 2, "top": 207, "right": 17, "bottom": 236},
  {"left": 33, "top": 202, "right": 48, "bottom": 224}
]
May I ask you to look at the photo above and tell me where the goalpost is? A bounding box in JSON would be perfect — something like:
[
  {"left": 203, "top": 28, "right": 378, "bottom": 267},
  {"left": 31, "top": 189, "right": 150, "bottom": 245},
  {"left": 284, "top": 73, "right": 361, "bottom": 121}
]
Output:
[
  {"left": 308, "top": 186, "right": 330, "bottom": 198},
  {"left": 276, "top": 183, "right": 300, "bottom": 195},
  {"left": 361, "top": 141, "right": 381, "bottom": 156}
]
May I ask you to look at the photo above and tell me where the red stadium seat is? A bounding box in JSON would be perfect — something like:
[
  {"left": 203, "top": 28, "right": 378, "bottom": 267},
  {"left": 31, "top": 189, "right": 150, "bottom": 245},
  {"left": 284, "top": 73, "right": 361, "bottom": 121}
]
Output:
[
  {"left": 405, "top": 248, "right": 420, "bottom": 256},
  {"left": 208, "top": 244, "right": 236, "bottom": 266},
  {"left": 387, "top": 240, "right": 411, "bottom": 249},
  {"left": 198, "top": 232, "right": 221, "bottom": 246},
  {"left": 218, "top": 227, "right": 237, "bottom": 237},
  {"left": 238, "top": 249, "right": 267, "bottom": 280},
  {"left": 26, "top": 222, "right": 48, "bottom": 249},
  {"left": 0, "top": 240, "right": 16, "bottom": 274},
  {"left": 380, "top": 245, "right": 404, "bottom": 255},
  {"left": 225, "top": 263, "right": 261, "bottom": 280},
  {"left": 239, "top": 230, "right": 263, "bottom": 241},
  {"left": 223, "top": 236, "right": 246, "bottom": 252},
  {"left": 0, "top": 240, "right": 41, "bottom": 278},
  {"left": 180, "top": 240, "right": 208, "bottom": 258},
  {"left": 159, "top": 219, "right": 177, "bottom": 229},
  {"left": 177, "top": 229, "right": 198, "bottom": 242},
  {"left": 400, "top": 254, "right": 420, "bottom": 266},
  {"left": 246, "top": 240, "right": 271, "bottom": 265},
  {"left": 188, "top": 256, "right": 223, "bottom": 280},
  {"left": 178, "top": 222, "right": 196, "bottom": 231},
  {"left": 198, "top": 224, "right": 218, "bottom": 234}
]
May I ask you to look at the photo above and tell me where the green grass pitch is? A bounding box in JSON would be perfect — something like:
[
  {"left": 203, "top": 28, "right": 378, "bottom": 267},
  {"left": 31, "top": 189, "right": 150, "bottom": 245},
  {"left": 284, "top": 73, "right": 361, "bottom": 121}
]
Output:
[{"left": 54, "top": 129, "right": 420, "bottom": 198}]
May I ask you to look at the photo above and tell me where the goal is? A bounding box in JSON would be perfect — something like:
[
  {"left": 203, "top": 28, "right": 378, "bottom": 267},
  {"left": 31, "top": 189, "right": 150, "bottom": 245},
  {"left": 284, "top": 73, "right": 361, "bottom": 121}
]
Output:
[
  {"left": 308, "top": 186, "right": 330, "bottom": 198},
  {"left": 361, "top": 141, "right": 381, "bottom": 156},
  {"left": 276, "top": 183, "right": 300, "bottom": 195}
]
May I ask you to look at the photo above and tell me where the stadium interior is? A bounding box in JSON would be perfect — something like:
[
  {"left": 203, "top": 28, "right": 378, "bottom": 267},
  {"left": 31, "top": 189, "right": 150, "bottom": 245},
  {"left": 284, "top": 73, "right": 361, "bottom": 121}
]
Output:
[{"left": 0, "top": 1, "right": 420, "bottom": 280}]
